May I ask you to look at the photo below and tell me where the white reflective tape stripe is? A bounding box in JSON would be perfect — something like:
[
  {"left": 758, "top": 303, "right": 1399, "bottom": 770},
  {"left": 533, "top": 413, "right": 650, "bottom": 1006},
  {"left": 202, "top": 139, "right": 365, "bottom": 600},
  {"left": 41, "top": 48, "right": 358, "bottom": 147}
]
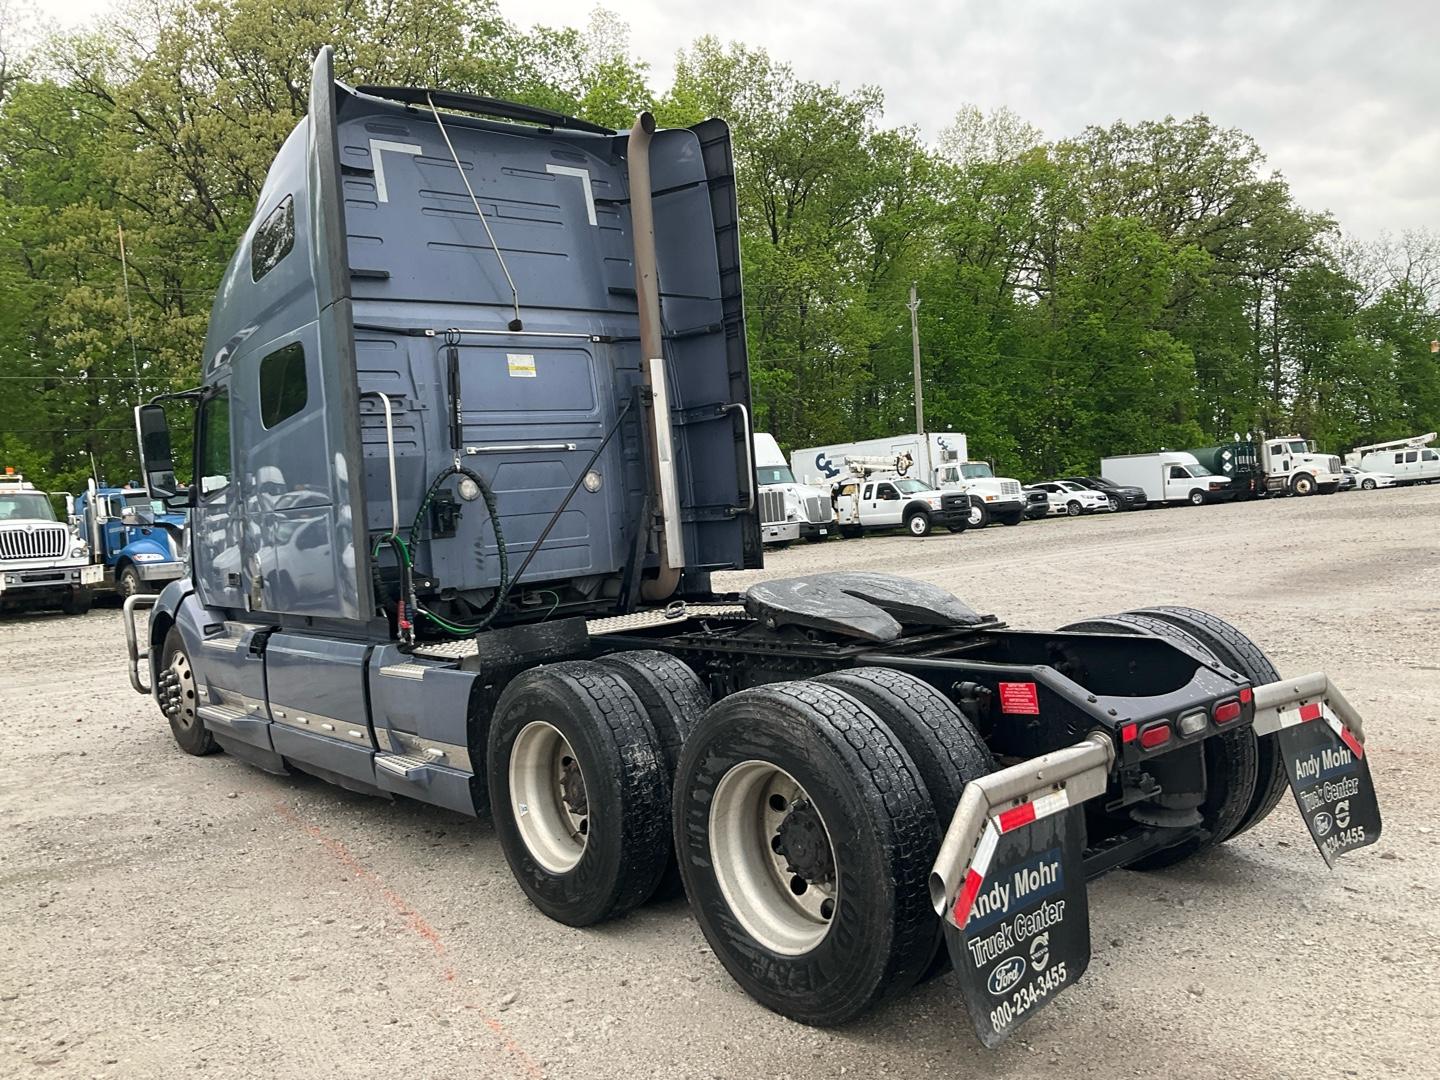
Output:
[
  {"left": 1031, "top": 789, "right": 1070, "bottom": 820},
  {"left": 971, "top": 821, "right": 999, "bottom": 879},
  {"left": 369, "top": 139, "right": 423, "bottom": 203},
  {"left": 545, "top": 164, "right": 598, "bottom": 226}
]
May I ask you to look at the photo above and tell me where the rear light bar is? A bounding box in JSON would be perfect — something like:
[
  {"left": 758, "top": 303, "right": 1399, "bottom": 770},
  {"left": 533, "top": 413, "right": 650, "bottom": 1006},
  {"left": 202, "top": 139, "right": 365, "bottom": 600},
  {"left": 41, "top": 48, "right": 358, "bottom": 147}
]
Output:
[
  {"left": 1138, "top": 722, "right": 1171, "bottom": 749},
  {"left": 1213, "top": 699, "right": 1243, "bottom": 725}
]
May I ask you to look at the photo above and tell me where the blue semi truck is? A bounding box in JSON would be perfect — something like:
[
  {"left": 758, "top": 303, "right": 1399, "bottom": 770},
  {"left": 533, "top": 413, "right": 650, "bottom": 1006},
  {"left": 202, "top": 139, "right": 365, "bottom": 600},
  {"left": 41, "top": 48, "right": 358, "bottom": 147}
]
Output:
[
  {"left": 122, "top": 50, "right": 1382, "bottom": 1046},
  {"left": 75, "top": 481, "right": 187, "bottom": 598}
]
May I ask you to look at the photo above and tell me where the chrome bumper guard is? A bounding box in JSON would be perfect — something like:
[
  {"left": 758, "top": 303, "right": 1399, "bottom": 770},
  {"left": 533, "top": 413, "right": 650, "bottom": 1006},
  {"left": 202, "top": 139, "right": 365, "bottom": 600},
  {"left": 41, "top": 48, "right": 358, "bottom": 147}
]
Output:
[{"left": 123, "top": 593, "right": 159, "bottom": 695}]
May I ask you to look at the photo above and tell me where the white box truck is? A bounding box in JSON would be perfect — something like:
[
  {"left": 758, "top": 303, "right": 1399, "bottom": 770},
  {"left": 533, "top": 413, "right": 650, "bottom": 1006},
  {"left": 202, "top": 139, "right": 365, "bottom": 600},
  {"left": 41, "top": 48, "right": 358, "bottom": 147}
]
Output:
[
  {"left": 791, "top": 431, "right": 1026, "bottom": 527},
  {"left": 1101, "top": 451, "right": 1237, "bottom": 506},
  {"left": 753, "top": 433, "right": 833, "bottom": 545}
]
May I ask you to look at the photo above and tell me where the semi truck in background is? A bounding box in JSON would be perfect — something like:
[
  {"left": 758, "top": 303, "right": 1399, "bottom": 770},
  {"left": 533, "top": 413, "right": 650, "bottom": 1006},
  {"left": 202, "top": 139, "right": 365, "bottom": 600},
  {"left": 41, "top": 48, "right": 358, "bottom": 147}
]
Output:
[
  {"left": 1189, "top": 435, "right": 1343, "bottom": 498},
  {"left": 0, "top": 469, "right": 102, "bottom": 613},
  {"left": 121, "top": 51, "right": 1381, "bottom": 1049},
  {"left": 791, "top": 431, "right": 1026, "bottom": 527},
  {"left": 74, "top": 481, "right": 188, "bottom": 597},
  {"left": 1101, "top": 451, "right": 1237, "bottom": 506},
  {"left": 1348, "top": 432, "right": 1440, "bottom": 484},
  {"left": 753, "top": 432, "right": 833, "bottom": 545}
]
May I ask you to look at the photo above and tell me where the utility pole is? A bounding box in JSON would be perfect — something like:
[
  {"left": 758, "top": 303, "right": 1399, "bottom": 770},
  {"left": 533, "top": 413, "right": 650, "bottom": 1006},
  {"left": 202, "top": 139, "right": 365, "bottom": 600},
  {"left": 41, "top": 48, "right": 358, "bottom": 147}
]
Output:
[{"left": 908, "top": 281, "right": 925, "bottom": 434}]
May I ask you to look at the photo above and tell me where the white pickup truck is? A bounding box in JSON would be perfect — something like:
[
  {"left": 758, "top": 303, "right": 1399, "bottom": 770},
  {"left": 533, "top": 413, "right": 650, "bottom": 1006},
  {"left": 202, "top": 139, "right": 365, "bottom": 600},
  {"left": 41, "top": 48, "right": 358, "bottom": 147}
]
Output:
[{"left": 832, "top": 473, "right": 971, "bottom": 537}]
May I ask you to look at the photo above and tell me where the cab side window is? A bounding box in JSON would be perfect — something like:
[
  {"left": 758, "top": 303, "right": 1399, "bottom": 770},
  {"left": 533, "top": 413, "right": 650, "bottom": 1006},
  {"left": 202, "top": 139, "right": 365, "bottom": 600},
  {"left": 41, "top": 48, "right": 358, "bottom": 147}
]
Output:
[
  {"left": 198, "top": 391, "right": 232, "bottom": 496},
  {"left": 862, "top": 484, "right": 873, "bottom": 499},
  {"left": 877, "top": 484, "right": 899, "bottom": 501},
  {"left": 259, "top": 342, "right": 308, "bottom": 429},
  {"left": 1169, "top": 466, "right": 1188, "bottom": 480}
]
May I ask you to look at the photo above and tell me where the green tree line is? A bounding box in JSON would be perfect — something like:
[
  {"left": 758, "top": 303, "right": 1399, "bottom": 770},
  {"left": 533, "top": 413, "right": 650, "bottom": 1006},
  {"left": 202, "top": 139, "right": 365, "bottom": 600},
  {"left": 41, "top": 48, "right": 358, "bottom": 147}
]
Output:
[{"left": 1, "top": 0, "right": 1436, "bottom": 492}]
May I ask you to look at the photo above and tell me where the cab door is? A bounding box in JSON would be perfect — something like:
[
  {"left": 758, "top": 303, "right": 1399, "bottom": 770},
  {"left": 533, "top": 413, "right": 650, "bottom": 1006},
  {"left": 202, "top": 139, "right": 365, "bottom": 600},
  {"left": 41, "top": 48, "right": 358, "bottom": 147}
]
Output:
[
  {"left": 1164, "top": 465, "right": 1191, "bottom": 502},
  {"left": 873, "top": 482, "right": 903, "bottom": 525}
]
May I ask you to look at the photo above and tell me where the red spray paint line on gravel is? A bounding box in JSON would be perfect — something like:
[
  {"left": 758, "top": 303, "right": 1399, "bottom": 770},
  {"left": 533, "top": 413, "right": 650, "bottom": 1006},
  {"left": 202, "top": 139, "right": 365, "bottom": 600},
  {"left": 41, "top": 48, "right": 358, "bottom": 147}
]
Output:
[{"left": 274, "top": 801, "right": 544, "bottom": 1079}]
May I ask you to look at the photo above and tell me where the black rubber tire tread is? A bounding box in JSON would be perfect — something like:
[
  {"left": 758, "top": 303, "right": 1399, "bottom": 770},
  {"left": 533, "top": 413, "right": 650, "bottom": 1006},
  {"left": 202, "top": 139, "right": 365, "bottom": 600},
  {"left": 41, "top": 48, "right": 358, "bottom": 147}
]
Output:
[
  {"left": 813, "top": 668, "right": 992, "bottom": 826},
  {"left": 1128, "top": 606, "right": 1289, "bottom": 835},
  {"left": 813, "top": 667, "right": 993, "bottom": 980},
  {"left": 673, "top": 680, "right": 938, "bottom": 1026},
  {"left": 160, "top": 628, "right": 217, "bottom": 756},
  {"left": 595, "top": 650, "right": 711, "bottom": 899},
  {"left": 487, "top": 661, "right": 672, "bottom": 927},
  {"left": 1058, "top": 613, "right": 1259, "bottom": 869},
  {"left": 61, "top": 590, "right": 92, "bottom": 615},
  {"left": 119, "top": 566, "right": 145, "bottom": 598}
]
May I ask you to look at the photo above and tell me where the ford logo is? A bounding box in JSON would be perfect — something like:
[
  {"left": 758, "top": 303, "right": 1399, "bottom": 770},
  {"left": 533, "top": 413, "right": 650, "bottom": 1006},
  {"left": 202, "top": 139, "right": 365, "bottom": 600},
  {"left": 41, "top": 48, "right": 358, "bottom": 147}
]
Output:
[
  {"left": 987, "top": 956, "right": 1027, "bottom": 996},
  {"left": 1314, "top": 811, "right": 1334, "bottom": 837}
]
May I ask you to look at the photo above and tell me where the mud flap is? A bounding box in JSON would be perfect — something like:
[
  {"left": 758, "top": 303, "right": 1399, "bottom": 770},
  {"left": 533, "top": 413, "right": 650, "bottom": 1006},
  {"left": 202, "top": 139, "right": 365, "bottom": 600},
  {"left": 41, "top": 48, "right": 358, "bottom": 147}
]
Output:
[
  {"left": 1275, "top": 704, "right": 1382, "bottom": 866},
  {"left": 1252, "top": 675, "right": 1382, "bottom": 867},
  {"left": 928, "top": 734, "right": 1113, "bottom": 1048},
  {"left": 946, "top": 806, "right": 1091, "bottom": 1048}
]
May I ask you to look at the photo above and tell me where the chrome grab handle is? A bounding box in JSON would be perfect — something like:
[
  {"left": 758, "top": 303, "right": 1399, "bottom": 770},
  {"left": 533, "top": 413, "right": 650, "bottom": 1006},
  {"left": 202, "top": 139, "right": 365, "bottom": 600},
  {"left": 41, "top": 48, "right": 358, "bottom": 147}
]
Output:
[
  {"left": 361, "top": 391, "right": 400, "bottom": 535},
  {"left": 724, "top": 401, "right": 755, "bottom": 512}
]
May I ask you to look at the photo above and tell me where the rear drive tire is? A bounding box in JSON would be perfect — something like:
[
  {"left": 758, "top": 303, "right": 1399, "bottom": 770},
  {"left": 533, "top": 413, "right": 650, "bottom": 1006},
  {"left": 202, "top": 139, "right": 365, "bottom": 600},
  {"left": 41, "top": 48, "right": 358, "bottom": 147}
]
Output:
[
  {"left": 1058, "top": 613, "right": 1258, "bottom": 869},
  {"left": 158, "top": 628, "right": 217, "bottom": 756},
  {"left": 1129, "top": 606, "right": 1289, "bottom": 837},
  {"left": 813, "top": 667, "right": 994, "bottom": 979},
  {"left": 905, "top": 511, "right": 932, "bottom": 537},
  {"left": 674, "top": 681, "right": 938, "bottom": 1026},
  {"left": 487, "top": 662, "right": 672, "bottom": 926},
  {"left": 596, "top": 650, "right": 710, "bottom": 899}
]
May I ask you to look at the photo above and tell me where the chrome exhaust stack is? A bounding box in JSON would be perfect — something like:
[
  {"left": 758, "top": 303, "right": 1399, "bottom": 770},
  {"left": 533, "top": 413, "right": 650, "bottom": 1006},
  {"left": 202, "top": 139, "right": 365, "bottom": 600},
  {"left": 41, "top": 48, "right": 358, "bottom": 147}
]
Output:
[{"left": 628, "top": 112, "right": 683, "bottom": 601}]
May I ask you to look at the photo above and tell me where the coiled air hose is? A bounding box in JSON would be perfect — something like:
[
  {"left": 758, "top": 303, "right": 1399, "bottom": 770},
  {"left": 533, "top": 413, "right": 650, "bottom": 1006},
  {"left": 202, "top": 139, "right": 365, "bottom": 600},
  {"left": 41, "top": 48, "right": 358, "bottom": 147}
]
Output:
[{"left": 407, "top": 464, "right": 510, "bottom": 634}]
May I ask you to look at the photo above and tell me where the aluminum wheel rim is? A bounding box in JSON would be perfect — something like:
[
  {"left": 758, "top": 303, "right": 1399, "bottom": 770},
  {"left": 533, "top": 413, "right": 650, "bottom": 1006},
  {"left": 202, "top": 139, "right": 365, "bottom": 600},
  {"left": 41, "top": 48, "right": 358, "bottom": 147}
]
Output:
[
  {"left": 709, "top": 760, "right": 838, "bottom": 956},
  {"left": 509, "top": 721, "right": 589, "bottom": 874},
  {"left": 160, "top": 651, "right": 197, "bottom": 728}
]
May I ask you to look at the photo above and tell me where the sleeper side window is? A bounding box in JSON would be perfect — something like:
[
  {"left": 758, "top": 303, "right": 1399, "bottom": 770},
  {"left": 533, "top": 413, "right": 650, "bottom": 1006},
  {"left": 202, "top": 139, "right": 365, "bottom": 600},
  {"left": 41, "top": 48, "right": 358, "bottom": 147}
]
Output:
[
  {"left": 251, "top": 195, "right": 295, "bottom": 282},
  {"left": 259, "top": 342, "right": 308, "bottom": 429}
]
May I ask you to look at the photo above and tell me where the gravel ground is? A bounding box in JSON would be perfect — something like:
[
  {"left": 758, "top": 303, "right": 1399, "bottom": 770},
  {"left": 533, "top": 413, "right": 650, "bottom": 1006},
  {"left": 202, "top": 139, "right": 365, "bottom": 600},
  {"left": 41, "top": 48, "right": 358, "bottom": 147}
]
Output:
[{"left": 2, "top": 488, "right": 1438, "bottom": 1079}]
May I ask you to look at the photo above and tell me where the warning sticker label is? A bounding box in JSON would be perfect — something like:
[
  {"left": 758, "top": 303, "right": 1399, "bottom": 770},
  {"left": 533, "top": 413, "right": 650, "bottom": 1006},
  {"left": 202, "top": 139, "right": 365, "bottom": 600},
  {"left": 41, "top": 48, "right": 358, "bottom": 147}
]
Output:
[
  {"left": 999, "top": 682, "right": 1040, "bottom": 715},
  {"left": 506, "top": 353, "right": 537, "bottom": 378}
]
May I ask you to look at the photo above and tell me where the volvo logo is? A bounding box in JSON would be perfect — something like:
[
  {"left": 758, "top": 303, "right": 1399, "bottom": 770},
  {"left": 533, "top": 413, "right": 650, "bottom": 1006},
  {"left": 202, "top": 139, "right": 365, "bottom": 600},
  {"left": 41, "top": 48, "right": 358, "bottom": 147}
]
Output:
[{"left": 987, "top": 956, "right": 1027, "bottom": 996}]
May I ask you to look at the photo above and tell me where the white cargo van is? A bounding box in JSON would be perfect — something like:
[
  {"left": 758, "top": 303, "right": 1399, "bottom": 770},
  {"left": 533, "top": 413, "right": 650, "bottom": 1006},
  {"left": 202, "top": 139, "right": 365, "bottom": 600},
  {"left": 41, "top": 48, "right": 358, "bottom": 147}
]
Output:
[
  {"left": 1101, "top": 451, "right": 1237, "bottom": 506},
  {"left": 1354, "top": 435, "right": 1440, "bottom": 485},
  {"left": 753, "top": 433, "right": 833, "bottom": 545},
  {"left": 791, "top": 431, "right": 1026, "bottom": 527}
]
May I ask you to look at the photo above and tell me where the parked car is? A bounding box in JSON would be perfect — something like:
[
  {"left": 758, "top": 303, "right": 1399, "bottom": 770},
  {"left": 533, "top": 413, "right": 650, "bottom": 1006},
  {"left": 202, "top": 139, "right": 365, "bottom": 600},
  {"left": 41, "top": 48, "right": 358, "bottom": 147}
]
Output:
[
  {"left": 1059, "top": 474, "right": 1148, "bottom": 511},
  {"left": 1030, "top": 481, "right": 1113, "bottom": 517},
  {"left": 1022, "top": 487, "right": 1051, "bottom": 520},
  {"left": 1342, "top": 465, "right": 1396, "bottom": 491}
]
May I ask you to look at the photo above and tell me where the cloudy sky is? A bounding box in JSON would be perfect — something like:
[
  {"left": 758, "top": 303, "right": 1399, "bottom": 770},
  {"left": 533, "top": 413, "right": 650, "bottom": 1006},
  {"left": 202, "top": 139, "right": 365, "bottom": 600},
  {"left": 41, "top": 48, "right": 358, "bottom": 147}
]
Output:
[{"left": 36, "top": 0, "right": 1440, "bottom": 237}]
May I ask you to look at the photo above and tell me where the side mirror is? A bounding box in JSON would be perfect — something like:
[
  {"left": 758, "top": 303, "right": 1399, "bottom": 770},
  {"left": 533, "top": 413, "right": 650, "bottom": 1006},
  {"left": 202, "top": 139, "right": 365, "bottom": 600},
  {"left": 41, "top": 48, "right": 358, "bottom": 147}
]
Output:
[{"left": 135, "top": 404, "right": 186, "bottom": 505}]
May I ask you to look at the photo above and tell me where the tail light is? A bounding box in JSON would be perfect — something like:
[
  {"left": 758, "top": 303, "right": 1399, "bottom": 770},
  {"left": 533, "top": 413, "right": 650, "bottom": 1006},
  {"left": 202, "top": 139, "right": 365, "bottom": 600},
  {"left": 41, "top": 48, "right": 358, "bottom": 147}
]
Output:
[
  {"left": 1238, "top": 687, "right": 1253, "bottom": 705},
  {"left": 1139, "top": 722, "right": 1172, "bottom": 750},
  {"left": 1213, "top": 699, "right": 1242, "bottom": 725}
]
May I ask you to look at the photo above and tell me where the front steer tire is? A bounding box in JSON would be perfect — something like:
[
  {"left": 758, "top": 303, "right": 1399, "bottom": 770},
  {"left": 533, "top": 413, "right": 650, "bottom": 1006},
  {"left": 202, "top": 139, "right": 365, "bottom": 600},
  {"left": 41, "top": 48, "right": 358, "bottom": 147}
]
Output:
[
  {"left": 487, "top": 662, "right": 672, "bottom": 927},
  {"left": 674, "top": 681, "right": 938, "bottom": 1027},
  {"left": 159, "top": 628, "right": 217, "bottom": 756}
]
